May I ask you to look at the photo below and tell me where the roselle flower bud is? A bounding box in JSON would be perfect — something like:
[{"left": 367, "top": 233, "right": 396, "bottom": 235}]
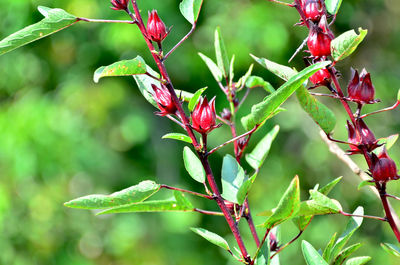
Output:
[
  {"left": 347, "top": 68, "right": 375, "bottom": 103},
  {"left": 346, "top": 120, "right": 361, "bottom": 154},
  {"left": 147, "top": 10, "right": 168, "bottom": 43},
  {"left": 357, "top": 118, "right": 379, "bottom": 152},
  {"left": 220, "top": 108, "right": 232, "bottom": 121},
  {"left": 191, "top": 97, "right": 217, "bottom": 134},
  {"left": 110, "top": 0, "right": 128, "bottom": 11},
  {"left": 269, "top": 232, "right": 279, "bottom": 252},
  {"left": 151, "top": 84, "right": 177, "bottom": 116},
  {"left": 309, "top": 68, "right": 331, "bottom": 88},
  {"left": 372, "top": 149, "right": 399, "bottom": 182},
  {"left": 307, "top": 27, "right": 332, "bottom": 58},
  {"left": 303, "top": 0, "right": 325, "bottom": 22}
]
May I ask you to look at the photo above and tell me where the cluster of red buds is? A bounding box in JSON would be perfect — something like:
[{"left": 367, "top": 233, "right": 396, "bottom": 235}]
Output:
[
  {"left": 191, "top": 97, "right": 218, "bottom": 134},
  {"left": 110, "top": 0, "right": 129, "bottom": 11},
  {"left": 294, "top": 1, "right": 399, "bottom": 185},
  {"left": 147, "top": 10, "right": 169, "bottom": 44}
]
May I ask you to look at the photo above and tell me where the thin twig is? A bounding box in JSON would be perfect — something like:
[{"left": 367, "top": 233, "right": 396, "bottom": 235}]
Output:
[
  {"left": 164, "top": 24, "right": 196, "bottom": 60},
  {"left": 194, "top": 208, "right": 224, "bottom": 216},
  {"left": 360, "top": 101, "right": 400, "bottom": 119},
  {"left": 166, "top": 115, "right": 185, "bottom": 129},
  {"left": 207, "top": 126, "right": 258, "bottom": 156},
  {"left": 266, "top": 0, "right": 295, "bottom": 7},
  {"left": 77, "top": 17, "right": 135, "bottom": 24},
  {"left": 145, "top": 72, "right": 164, "bottom": 82},
  {"left": 270, "top": 231, "right": 303, "bottom": 259},
  {"left": 160, "top": 185, "right": 213, "bottom": 200},
  {"left": 237, "top": 87, "right": 250, "bottom": 109},
  {"left": 387, "top": 194, "right": 400, "bottom": 201},
  {"left": 340, "top": 211, "right": 387, "bottom": 222},
  {"left": 289, "top": 37, "right": 308, "bottom": 63}
]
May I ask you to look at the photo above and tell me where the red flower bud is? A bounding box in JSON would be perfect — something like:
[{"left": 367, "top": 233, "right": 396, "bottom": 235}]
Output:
[
  {"left": 346, "top": 120, "right": 361, "bottom": 154},
  {"left": 269, "top": 232, "right": 279, "bottom": 252},
  {"left": 303, "top": 0, "right": 325, "bottom": 22},
  {"left": 110, "top": 0, "right": 128, "bottom": 11},
  {"left": 309, "top": 68, "right": 331, "bottom": 88},
  {"left": 151, "top": 84, "right": 177, "bottom": 116},
  {"left": 191, "top": 97, "right": 217, "bottom": 134},
  {"left": 307, "top": 27, "right": 332, "bottom": 58},
  {"left": 357, "top": 118, "right": 379, "bottom": 152},
  {"left": 147, "top": 10, "right": 168, "bottom": 43},
  {"left": 220, "top": 108, "right": 232, "bottom": 121},
  {"left": 347, "top": 68, "right": 375, "bottom": 103},
  {"left": 372, "top": 150, "right": 399, "bottom": 182}
]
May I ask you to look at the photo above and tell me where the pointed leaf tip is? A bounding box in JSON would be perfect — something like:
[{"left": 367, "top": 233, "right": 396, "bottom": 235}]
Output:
[
  {"left": 93, "top": 56, "right": 147, "bottom": 83},
  {"left": 179, "top": 0, "right": 203, "bottom": 24},
  {"left": 190, "top": 227, "right": 230, "bottom": 251}
]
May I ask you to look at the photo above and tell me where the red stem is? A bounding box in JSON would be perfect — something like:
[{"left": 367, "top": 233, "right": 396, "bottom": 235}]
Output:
[{"left": 378, "top": 183, "right": 400, "bottom": 242}]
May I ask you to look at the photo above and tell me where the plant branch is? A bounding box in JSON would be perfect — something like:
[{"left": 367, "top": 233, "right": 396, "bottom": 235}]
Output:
[
  {"left": 339, "top": 211, "right": 387, "bottom": 222},
  {"left": 207, "top": 126, "right": 258, "bottom": 156},
  {"left": 160, "top": 184, "right": 213, "bottom": 200},
  {"left": 266, "top": 0, "right": 295, "bottom": 7},
  {"left": 270, "top": 231, "right": 303, "bottom": 259},
  {"left": 378, "top": 183, "right": 400, "bottom": 242},
  {"left": 251, "top": 229, "right": 271, "bottom": 265},
  {"left": 164, "top": 24, "right": 197, "bottom": 61},
  {"left": 244, "top": 199, "right": 261, "bottom": 247},
  {"left": 194, "top": 208, "right": 224, "bottom": 216},
  {"left": 129, "top": 0, "right": 200, "bottom": 149},
  {"left": 386, "top": 194, "right": 400, "bottom": 201},
  {"left": 360, "top": 101, "right": 400, "bottom": 119},
  {"left": 77, "top": 17, "right": 135, "bottom": 24}
]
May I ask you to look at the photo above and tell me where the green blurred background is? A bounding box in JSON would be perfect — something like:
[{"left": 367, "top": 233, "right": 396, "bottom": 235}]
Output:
[{"left": 0, "top": 0, "right": 400, "bottom": 264}]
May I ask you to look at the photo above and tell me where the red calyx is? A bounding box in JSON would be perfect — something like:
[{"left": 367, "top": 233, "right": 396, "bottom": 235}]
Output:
[
  {"left": 309, "top": 68, "right": 331, "bottom": 88},
  {"left": 191, "top": 97, "right": 217, "bottom": 134},
  {"left": 347, "top": 68, "right": 375, "bottom": 104},
  {"left": 346, "top": 120, "right": 362, "bottom": 154},
  {"left": 110, "top": 0, "right": 128, "bottom": 11},
  {"left": 147, "top": 10, "right": 169, "bottom": 43},
  {"left": 151, "top": 84, "right": 177, "bottom": 116},
  {"left": 358, "top": 118, "right": 379, "bottom": 152},
  {"left": 307, "top": 26, "right": 333, "bottom": 58},
  {"left": 303, "top": 0, "right": 325, "bottom": 22},
  {"left": 372, "top": 149, "right": 399, "bottom": 182}
]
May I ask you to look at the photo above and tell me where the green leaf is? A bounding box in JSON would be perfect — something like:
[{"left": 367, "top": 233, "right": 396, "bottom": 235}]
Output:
[
  {"left": 256, "top": 239, "right": 271, "bottom": 265},
  {"left": 237, "top": 174, "right": 257, "bottom": 205},
  {"left": 162, "top": 133, "right": 192, "bottom": 144},
  {"left": 309, "top": 190, "right": 342, "bottom": 213},
  {"left": 179, "top": 0, "right": 203, "bottom": 24},
  {"left": 133, "top": 65, "right": 160, "bottom": 107},
  {"left": 0, "top": 6, "right": 78, "bottom": 56},
  {"left": 190, "top": 227, "right": 230, "bottom": 251},
  {"left": 64, "top": 180, "right": 160, "bottom": 209},
  {"left": 323, "top": 233, "right": 337, "bottom": 260},
  {"left": 251, "top": 54, "right": 297, "bottom": 81},
  {"left": 381, "top": 242, "right": 400, "bottom": 257},
  {"left": 188, "top": 87, "right": 207, "bottom": 112},
  {"left": 345, "top": 257, "right": 372, "bottom": 265},
  {"left": 376, "top": 134, "right": 399, "bottom": 153},
  {"left": 221, "top": 155, "right": 248, "bottom": 204},
  {"left": 296, "top": 85, "right": 337, "bottom": 134},
  {"left": 328, "top": 207, "right": 364, "bottom": 263},
  {"left": 302, "top": 241, "right": 329, "bottom": 265},
  {"left": 262, "top": 176, "right": 300, "bottom": 228},
  {"left": 357, "top": 180, "right": 374, "bottom": 190},
  {"left": 215, "top": 27, "right": 230, "bottom": 78},
  {"left": 246, "top": 125, "right": 280, "bottom": 170},
  {"left": 198, "top": 53, "right": 223, "bottom": 82},
  {"left": 94, "top": 56, "right": 147, "bottom": 83},
  {"left": 245, "top": 76, "right": 275, "bottom": 94},
  {"left": 237, "top": 64, "right": 254, "bottom": 90},
  {"left": 97, "top": 191, "right": 194, "bottom": 215},
  {"left": 397, "top": 89, "right": 400, "bottom": 101},
  {"left": 333, "top": 243, "right": 362, "bottom": 265},
  {"left": 241, "top": 60, "right": 331, "bottom": 130},
  {"left": 325, "top": 0, "right": 343, "bottom": 15},
  {"left": 183, "top": 147, "right": 206, "bottom": 183},
  {"left": 319, "top": 177, "right": 343, "bottom": 195},
  {"left": 331, "top": 28, "right": 368, "bottom": 62}
]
